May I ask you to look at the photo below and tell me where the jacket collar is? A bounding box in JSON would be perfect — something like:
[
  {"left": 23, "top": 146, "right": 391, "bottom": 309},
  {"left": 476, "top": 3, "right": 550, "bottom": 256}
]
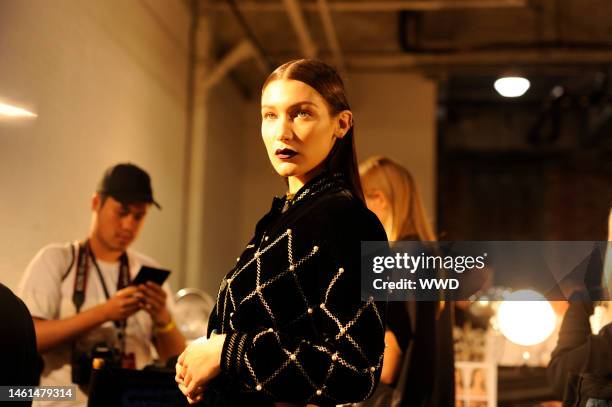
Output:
[
  {"left": 256, "top": 172, "right": 346, "bottom": 240},
  {"left": 281, "top": 172, "right": 345, "bottom": 212}
]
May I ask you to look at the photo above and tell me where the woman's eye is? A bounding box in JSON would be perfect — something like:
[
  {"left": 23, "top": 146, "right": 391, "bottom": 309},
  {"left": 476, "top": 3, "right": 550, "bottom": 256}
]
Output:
[
  {"left": 296, "top": 110, "right": 311, "bottom": 118},
  {"left": 263, "top": 112, "right": 276, "bottom": 119}
]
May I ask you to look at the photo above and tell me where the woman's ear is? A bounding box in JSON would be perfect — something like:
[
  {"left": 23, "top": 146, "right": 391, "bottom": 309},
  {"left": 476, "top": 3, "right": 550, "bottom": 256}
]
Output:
[
  {"left": 335, "top": 110, "right": 353, "bottom": 139},
  {"left": 366, "top": 190, "right": 387, "bottom": 211}
]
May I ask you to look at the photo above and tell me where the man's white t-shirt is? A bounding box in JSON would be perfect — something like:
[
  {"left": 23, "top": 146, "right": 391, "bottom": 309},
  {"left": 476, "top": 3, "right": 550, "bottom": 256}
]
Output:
[{"left": 17, "top": 242, "right": 177, "bottom": 407}]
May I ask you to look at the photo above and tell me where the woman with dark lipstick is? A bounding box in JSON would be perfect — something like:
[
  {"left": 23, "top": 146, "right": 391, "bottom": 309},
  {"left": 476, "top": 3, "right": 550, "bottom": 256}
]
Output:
[{"left": 174, "top": 59, "right": 388, "bottom": 406}]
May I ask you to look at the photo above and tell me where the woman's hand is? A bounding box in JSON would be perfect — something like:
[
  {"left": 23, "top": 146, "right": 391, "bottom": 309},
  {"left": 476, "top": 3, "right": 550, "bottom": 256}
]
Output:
[
  {"left": 380, "top": 329, "right": 402, "bottom": 385},
  {"left": 175, "top": 334, "right": 226, "bottom": 404}
]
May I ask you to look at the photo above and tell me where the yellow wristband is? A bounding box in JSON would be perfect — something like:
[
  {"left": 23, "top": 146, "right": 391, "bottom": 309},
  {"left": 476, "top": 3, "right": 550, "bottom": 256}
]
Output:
[{"left": 155, "top": 320, "right": 175, "bottom": 334}]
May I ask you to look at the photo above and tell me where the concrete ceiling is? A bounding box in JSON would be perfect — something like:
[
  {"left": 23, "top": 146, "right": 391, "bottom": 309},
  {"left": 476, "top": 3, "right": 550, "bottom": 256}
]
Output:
[{"left": 198, "top": 0, "right": 612, "bottom": 97}]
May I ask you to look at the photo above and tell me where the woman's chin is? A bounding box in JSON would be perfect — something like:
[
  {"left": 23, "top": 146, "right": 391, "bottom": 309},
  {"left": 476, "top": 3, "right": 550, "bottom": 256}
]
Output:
[{"left": 273, "top": 162, "right": 301, "bottom": 177}]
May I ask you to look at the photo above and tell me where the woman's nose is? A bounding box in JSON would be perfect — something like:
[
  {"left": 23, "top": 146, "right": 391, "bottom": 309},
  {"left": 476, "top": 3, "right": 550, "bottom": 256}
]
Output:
[{"left": 275, "top": 117, "right": 293, "bottom": 141}]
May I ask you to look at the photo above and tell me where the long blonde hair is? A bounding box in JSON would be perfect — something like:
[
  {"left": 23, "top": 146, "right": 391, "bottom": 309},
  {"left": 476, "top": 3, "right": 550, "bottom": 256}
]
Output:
[{"left": 359, "top": 156, "right": 436, "bottom": 242}]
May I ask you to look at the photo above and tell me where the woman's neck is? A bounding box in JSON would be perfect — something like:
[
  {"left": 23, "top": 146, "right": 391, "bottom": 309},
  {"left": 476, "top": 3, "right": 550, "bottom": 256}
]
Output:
[
  {"left": 287, "top": 177, "right": 304, "bottom": 195},
  {"left": 287, "top": 166, "right": 325, "bottom": 194}
]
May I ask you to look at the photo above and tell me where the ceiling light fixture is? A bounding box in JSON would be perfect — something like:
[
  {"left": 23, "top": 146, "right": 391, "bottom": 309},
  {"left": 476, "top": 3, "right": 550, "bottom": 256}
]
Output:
[
  {"left": 0, "top": 102, "right": 37, "bottom": 118},
  {"left": 494, "top": 76, "right": 531, "bottom": 98}
]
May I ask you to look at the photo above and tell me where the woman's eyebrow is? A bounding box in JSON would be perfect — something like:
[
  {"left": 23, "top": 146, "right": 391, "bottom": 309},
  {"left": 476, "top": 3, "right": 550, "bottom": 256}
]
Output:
[{"left": 261, "top": 101, "right": 318, "bottom": 109}]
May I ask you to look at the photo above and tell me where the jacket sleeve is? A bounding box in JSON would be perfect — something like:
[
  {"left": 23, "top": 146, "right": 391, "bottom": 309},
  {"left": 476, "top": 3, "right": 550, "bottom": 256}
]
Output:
[
  {"left": 220, "top": 203, "right": 387, "bottom": 405},
  {"left": 547, "top": 300, "right": 612, "bottom": 399}
]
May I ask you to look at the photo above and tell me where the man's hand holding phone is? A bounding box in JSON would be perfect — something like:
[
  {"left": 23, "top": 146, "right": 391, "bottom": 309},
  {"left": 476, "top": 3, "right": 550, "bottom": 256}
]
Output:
[
  {"left": 103, "top": 286, "right": 144, "bottom": 322},
  {"left": 102, "top": 266, "right": 172, "bottom": 324},
  {"left": 139, "top": 281, "right": 171, "bottom": 326},
  {"left": 131, "top": 266, "right": 172, "bottom": 326}
]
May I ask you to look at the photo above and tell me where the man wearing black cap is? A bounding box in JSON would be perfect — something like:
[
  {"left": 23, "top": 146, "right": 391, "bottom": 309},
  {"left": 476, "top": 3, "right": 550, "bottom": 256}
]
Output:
[{"left": 17, "top": 163, "right": 185, "bottom": 407}]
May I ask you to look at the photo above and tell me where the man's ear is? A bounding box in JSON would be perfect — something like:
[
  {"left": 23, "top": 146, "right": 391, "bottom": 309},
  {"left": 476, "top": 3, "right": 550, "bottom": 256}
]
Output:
[
  {"left": 335, "top": 110, "right": 353, "bottom": 139},
  {"left": 92, "top": 194, "right": 101, "bottom": 211}
]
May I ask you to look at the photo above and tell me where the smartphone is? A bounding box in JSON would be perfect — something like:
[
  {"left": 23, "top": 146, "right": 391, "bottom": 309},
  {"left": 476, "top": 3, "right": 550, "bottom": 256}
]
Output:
[{"left": 131, "top": 265, "right": 171, "bottom": 286}]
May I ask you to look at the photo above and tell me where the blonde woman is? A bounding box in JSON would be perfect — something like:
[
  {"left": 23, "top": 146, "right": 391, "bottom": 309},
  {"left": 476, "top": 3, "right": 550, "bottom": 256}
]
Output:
[
  {"left": 358, "top": 156, "right": 454, "bottom": 407},
  {"left": 360, "top": 156, "right": 435, "bottom": 243}
]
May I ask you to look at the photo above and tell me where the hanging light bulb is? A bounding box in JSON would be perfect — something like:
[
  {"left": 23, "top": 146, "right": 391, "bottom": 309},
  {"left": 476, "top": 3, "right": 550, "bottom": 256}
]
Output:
[
  {"left": 497, "top": 289, "right": 556, "bottom": 346},
  {"left": 494, "top": 76, "right": 531, "bottom": 98}
]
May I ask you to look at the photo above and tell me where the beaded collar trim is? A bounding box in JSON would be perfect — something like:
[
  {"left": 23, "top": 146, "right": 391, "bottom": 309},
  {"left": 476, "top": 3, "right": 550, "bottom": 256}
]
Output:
[{"left": 282, "top": 172, "right": 345, "bottom": 212}]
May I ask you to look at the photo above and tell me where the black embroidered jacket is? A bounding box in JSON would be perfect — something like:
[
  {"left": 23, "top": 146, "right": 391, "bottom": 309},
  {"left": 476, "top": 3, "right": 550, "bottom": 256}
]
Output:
[{"left": 206, "top": 173, "right": 388, "bottom": 406}]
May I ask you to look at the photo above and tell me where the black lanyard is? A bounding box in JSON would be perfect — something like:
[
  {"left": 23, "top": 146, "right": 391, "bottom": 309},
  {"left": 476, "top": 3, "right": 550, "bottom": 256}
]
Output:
[{"left": 72, "top": 240, "right": 131, "bottom": 351}]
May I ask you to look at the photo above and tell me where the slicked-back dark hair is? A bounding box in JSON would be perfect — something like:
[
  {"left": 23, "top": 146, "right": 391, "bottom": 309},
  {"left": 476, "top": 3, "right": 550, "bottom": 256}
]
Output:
[{"left": 263, "top": 59, "right": 364, "bottom": 202}]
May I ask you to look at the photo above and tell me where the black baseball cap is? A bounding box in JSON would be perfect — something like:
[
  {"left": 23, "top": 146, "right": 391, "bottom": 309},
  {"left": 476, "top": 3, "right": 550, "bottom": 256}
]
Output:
[{"left": 97, "top": 163, "right": 161, "bottom": 209}]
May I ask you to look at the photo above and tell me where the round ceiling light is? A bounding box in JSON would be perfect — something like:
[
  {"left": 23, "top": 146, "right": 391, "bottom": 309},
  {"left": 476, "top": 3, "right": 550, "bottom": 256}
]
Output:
[{"left": 494, "top": 76, "right": 531, "bottom": 98}]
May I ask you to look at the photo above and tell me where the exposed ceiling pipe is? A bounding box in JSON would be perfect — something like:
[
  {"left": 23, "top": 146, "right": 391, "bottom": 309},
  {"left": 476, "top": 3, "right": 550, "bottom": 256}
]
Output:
[
  {"left": 347, "top": 49, "right": 612, "bottom": 69},
  {"left": 397, "top": 5, "right": 612, "bottom": 56},
  {"left": 202, "top": 40, "right": 259, "bottom": 90},
  {"left": 317, "top": 0, "right": 346, "bottom": 74},
  {"left": 283, "top": 0, "right": 318, "bottom": 58},
  {"left": 225, "top": 0, "right": 273, "bottom": 72},
  {"left": 203, "top": 0, "right": 528, "bottom": 13}
]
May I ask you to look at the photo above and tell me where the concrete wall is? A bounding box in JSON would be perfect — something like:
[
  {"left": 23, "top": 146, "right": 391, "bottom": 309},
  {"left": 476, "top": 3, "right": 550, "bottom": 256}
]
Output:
[
  {"left": 0, "top": 0, "right": 190, "bottom": 290},
  {"left": 349, "top": 73, "right": 438, "bottom": 228},
  {"left": 238, "top": 72, "right": 438, "bottom": 244},
  {"left": 197, "top": 79, "right": 249, "bottom": 297}
]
